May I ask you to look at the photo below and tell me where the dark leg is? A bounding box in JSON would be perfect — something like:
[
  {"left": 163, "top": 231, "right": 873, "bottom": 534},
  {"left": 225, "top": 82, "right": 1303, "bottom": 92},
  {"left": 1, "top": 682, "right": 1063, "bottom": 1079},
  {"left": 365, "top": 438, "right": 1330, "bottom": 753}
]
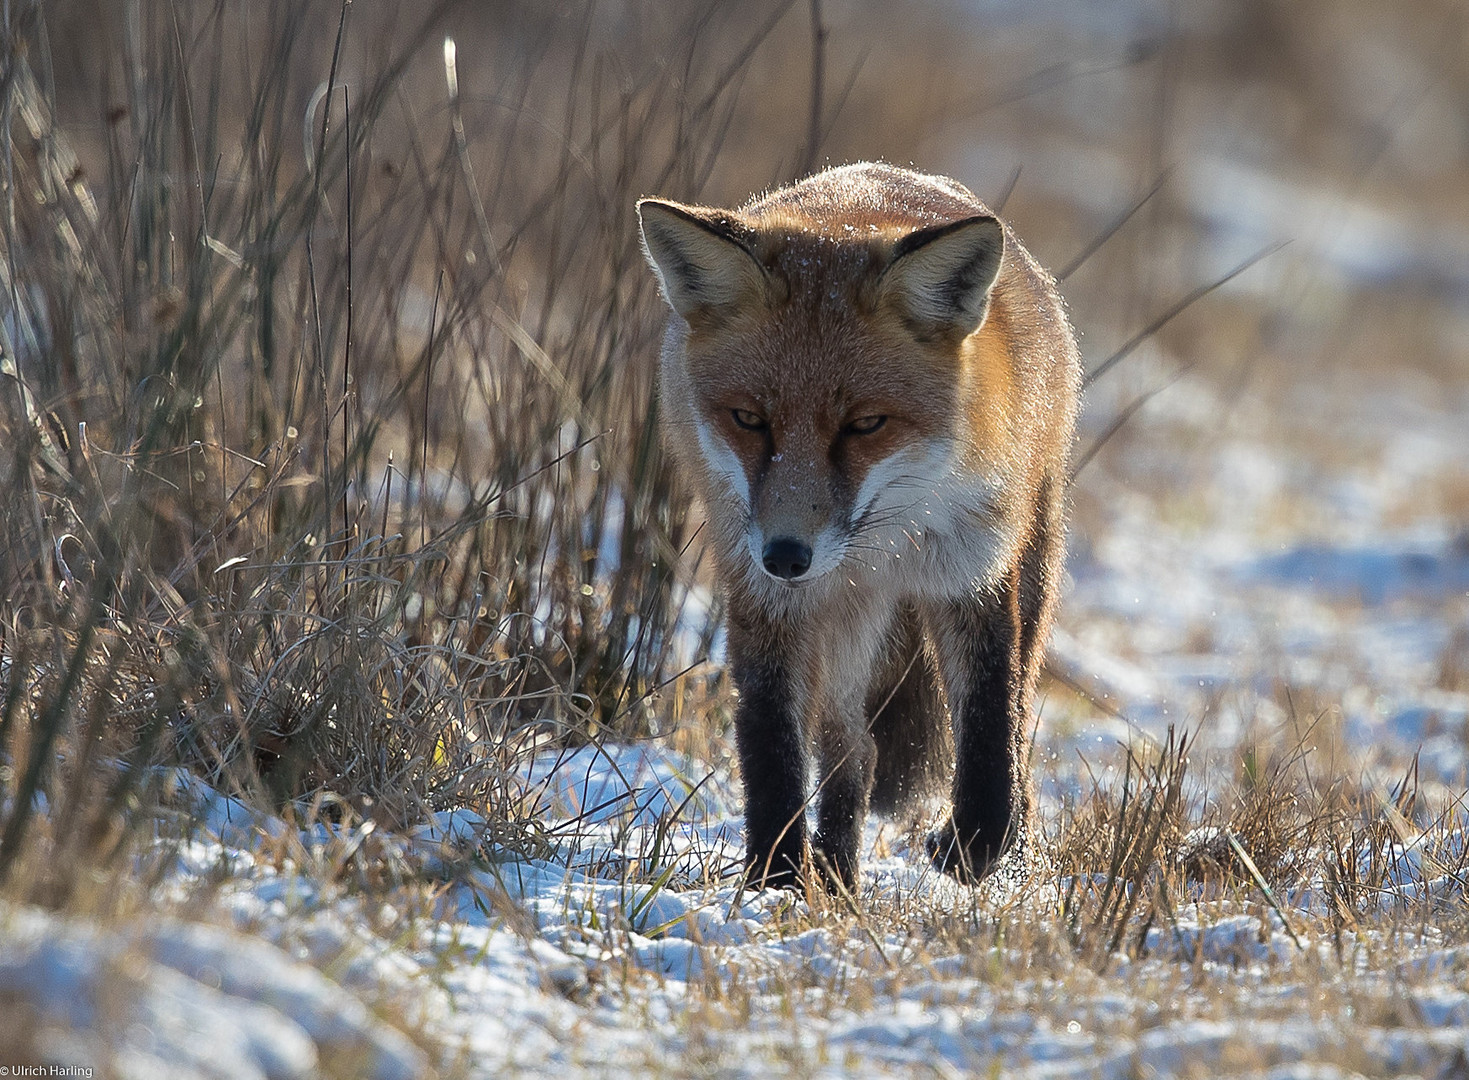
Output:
[
  {"left": 1016, "top": 471, "right": 1064, "bottom": 697},
  {"left": 812, "top": 709, "right": 876, "bottom": 891},
  {"left": 728, "top": 607, "right": 811, "bottom": 890},
  {"left": 808, "top": 601, "right": 892, "bottom": 891},
  {"left": 926, "top": 473, "right": 1064, "bottom": 883},
  {"left": 867, "top": 605, "right": 948, "bottom": 815},
  {"left": 925, "top": 575, "right": 1030, "bottom": 882}
]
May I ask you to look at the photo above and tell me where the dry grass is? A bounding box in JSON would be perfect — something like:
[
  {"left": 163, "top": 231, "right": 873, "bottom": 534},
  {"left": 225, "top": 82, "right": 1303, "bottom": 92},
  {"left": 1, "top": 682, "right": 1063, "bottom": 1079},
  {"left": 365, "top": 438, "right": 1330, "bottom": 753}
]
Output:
[{"left": 1, "top": 0, "right": 826, "bottom": 903}]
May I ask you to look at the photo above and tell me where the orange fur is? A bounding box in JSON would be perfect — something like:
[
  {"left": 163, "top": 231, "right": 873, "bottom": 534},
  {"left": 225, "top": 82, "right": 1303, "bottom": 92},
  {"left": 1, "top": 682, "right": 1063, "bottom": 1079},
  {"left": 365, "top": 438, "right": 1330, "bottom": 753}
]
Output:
[{"left": 639, "top": 163, "right": 1080, "bottom": 889}]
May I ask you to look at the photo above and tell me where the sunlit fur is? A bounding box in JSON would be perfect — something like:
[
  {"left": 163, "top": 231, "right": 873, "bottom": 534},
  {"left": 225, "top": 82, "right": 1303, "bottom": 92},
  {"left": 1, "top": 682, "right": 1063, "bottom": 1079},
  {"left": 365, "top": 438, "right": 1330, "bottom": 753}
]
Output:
[{"left": 640, "top": 162, "right": 1081, "bottom": 890}]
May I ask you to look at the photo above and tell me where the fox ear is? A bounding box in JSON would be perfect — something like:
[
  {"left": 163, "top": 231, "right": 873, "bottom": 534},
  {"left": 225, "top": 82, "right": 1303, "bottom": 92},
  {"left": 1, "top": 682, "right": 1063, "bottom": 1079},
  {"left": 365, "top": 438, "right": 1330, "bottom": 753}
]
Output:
[
  {"left": 638, "top": 199, "right": 768, "bottom": 323},
  {"left": 879, "top": 215, "right": 1004, "bottom": 340}
]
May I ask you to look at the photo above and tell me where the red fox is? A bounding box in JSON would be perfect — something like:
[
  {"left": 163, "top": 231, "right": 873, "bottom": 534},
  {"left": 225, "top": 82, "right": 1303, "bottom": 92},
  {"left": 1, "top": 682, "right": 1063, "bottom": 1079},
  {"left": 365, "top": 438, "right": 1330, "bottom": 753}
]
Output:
[{"left": 638, "top": 163, "right": 1080, "bottom": 890}]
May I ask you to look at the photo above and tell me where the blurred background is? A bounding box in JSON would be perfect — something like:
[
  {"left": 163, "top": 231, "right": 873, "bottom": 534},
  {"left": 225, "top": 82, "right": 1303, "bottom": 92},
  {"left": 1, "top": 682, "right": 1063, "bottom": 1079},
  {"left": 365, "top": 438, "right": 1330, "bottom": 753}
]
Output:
[{"left": 2, "top": 0, "right": 1467, "bottom": 861}]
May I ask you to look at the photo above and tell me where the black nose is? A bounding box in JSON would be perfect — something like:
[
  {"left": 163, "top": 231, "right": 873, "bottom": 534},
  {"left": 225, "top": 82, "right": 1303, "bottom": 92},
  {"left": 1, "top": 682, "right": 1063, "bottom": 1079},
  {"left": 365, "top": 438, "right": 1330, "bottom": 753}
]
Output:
[{"left": 762, "top": 537, "right": 813, "bottom": 580}]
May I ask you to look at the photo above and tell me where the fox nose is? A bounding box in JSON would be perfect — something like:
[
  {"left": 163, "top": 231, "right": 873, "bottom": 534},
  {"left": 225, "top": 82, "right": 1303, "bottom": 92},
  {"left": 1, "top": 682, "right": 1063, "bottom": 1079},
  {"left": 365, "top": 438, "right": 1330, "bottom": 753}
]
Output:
[{"left": 762, "top": 537, "right": 813, "bottom": 580}]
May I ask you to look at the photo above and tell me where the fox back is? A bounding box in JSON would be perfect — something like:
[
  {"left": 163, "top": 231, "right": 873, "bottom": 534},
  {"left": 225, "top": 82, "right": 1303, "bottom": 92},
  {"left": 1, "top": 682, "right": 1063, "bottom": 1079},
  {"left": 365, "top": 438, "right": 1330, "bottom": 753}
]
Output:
[{"left": 639, "top": 163, "right": 1080, "bottom": 890}]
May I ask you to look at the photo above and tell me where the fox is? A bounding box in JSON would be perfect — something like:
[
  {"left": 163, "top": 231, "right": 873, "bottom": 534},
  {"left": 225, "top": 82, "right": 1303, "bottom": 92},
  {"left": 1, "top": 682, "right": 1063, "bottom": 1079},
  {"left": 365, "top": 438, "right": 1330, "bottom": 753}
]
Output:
[{"left": 637, "top": 162, "right": 1081, "bottom": 891}]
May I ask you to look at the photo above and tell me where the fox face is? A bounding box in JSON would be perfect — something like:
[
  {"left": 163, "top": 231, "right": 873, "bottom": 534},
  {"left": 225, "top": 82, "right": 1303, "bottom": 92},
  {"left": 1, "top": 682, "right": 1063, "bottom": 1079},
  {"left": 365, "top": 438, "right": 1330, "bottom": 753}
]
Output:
[{"left": 640, "top": 197, "right": 1012, "bottom": 595}]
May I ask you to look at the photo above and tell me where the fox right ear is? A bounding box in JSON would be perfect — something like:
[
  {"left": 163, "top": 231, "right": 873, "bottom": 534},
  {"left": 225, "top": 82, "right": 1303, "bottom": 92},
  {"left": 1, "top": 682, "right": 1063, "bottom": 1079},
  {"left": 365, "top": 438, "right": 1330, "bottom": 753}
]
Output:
[
  {"left": 879, "top": 214, "right": 1004, "bottom": 341},
  {"left": 638, "top": 199, "right": 769, "bottom": 323}
]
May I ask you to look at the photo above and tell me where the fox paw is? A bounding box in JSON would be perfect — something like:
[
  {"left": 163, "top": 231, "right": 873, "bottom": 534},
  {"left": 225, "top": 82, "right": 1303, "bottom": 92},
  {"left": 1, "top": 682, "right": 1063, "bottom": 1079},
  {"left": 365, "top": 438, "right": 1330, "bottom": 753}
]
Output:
[
  {"left": 925, "top": 819, "right": 1008, "bottom": 884},
  {"left": 743, "top": 849, "right": 806, "bottom": 892},
  {"left": 810, "top": 836, "right": 859, "bottom": 895}
]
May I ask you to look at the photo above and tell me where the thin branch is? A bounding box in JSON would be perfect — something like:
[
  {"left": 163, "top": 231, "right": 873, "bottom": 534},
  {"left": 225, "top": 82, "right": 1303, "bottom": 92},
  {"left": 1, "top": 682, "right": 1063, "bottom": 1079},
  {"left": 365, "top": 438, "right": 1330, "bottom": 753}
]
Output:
[
  {"left": 991, "top": 165, "right": 1022, "bottom": 215},
  {"left": 1058, "top": 170, "right": 1170, "bottom": 282},
  {"left": 1070, "top": 366, "right": 1190, "bottom": 484},
  {"left": 799, "top": 0, "right": 826, "bottom": 176},
  {"left": 1083, "top": 241, "right": 1286, "bottom": 390}
]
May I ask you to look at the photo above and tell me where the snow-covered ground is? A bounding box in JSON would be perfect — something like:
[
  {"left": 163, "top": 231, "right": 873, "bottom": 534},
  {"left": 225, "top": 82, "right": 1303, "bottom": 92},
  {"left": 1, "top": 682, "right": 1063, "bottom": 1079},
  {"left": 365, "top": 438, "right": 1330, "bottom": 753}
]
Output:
[
  {"left": 5, "top": 353, "right": 1469, "bottom": 1077},
  {"left": 1062, "top": 363, "right": 1469, "bottom": 780},
  {"left": 5, "top": 736, "right": 1467, "bottom": 1078}
]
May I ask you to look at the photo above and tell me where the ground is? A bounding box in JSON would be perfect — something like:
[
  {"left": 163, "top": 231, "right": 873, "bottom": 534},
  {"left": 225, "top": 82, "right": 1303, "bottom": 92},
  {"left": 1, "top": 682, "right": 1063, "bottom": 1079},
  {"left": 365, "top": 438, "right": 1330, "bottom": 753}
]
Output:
[{"left": 3, "top": 348, "right": 1466, "bottom": 1079}]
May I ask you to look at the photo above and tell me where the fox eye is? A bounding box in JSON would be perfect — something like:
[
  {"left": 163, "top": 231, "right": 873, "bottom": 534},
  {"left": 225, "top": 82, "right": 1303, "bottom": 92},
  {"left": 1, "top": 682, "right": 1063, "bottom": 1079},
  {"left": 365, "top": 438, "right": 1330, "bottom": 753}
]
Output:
[
  {"left": 845, "top": 414, "right": 887, "bottom": 436},
  {"left": 731, "top": 408, "right": 768, "bottom": 431}
]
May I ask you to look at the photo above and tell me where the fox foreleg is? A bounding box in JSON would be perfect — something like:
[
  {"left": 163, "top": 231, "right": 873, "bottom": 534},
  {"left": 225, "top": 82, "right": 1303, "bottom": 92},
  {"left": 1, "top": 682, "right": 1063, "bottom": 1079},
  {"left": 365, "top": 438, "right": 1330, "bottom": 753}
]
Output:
[
  {"left": 812, "top": 697, "right": 877, "bottom": 892},
  {"left": 727, "top": 609, "right": 812, "bottom": 890},
  {"left": 925, "top": 579, "right": 1033, "bottom": 883}
]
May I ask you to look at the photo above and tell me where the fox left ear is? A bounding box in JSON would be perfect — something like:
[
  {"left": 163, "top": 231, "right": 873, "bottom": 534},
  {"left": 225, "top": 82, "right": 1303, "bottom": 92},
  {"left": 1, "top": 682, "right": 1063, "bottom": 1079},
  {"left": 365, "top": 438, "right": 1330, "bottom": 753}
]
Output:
[
  {"left": 637, "top": 199, "right": 769, "bottom": 325},
  {"left": 879, "top": 215, "right": 1004, "bottom": 340}
]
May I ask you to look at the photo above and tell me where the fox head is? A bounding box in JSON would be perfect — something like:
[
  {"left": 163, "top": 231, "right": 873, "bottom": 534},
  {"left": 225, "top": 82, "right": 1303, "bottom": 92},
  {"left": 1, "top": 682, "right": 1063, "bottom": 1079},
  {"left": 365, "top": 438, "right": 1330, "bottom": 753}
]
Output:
[{"left": 638, "top": 187, "right": 1009, "bottom": 588}]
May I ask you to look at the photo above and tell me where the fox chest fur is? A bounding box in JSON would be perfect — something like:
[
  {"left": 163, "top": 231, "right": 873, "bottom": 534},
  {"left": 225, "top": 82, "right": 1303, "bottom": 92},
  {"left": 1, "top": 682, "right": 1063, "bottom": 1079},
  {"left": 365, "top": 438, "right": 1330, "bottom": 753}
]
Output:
[{"left": 639, "top": 162, "right": 1080, "bottom": 890}]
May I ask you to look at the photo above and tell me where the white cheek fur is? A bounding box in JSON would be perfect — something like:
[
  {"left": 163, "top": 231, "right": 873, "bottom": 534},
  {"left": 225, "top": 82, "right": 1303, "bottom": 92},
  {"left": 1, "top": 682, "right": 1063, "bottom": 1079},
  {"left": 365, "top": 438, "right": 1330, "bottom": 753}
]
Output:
[
  {"left": 849, "top": 439, "right": 1015, "bottom": 597},
  {"left": 853, "top": 441, "right": 951, "bottom": 521},
  {"left": 693, "top": 422, "right": 1012, "bottom": 598},
  {"left": 693, "top": 413, "right": 751, "bottom": 510}
]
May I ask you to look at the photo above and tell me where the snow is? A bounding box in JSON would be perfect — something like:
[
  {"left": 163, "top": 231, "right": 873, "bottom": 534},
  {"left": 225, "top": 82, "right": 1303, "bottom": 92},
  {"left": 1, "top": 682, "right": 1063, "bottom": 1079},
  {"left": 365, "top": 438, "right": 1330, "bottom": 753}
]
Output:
[
  {"left": 1053, "top": 368, "right": 1469, "bottom": 780},
  {"left": 8, "top": 716, "right": 1469, "bottom": 1077},
  {"left": 0, "top": 903, "right": 408, "bottom": 1080}
]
